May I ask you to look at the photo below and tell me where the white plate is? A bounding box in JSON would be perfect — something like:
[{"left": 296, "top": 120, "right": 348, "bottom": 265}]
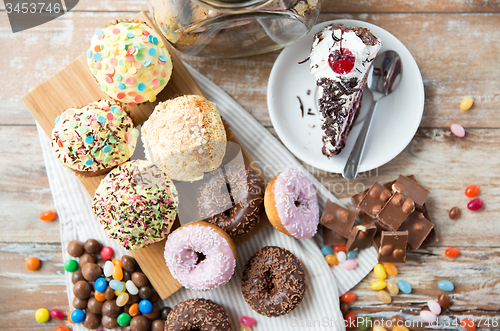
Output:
[{"left": 267, "top": 19, "right": 424, "bottom": 174}]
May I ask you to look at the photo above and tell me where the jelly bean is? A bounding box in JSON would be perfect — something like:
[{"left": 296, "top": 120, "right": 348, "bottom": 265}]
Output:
[
  {"left": 383, "top": 262, "right": 398, "bottom": 276},
  {"left": 465, "top": 185, "right": 479, "bottom": 198},
  {"left": 461, "top": 318, "right": 476, "bottom": 331},
  {"left": 397, "top": 280, "right": 412, "bottom": 294},
  {"left": 49, "top": 309, "right": 65, "bottom": 320},
  {"left": 420, "top": 310, "right": 437, "bottom": 323},
  {"left": 114, "top": 282, "right": 127, "bottom": 296},
  {"left": 449, "top": 206, "right": 460, "bottom": 220},
  {"left": 427, "top": 299, "right": 441, "bottom": 315},
  {"left": 325, "top": 254, "right": 338, "bottom": 266},
  {"left": 344, "top": 312, "right": 356, "bottom": 328},
  {"left": 94, "top": 277, "right": 107, "bottom": 293},
  {"left": 139, "top": 299, "right": 153, "bottom": 314},
  {"left": 467, "top": 198, "right": 483, "bottom": 211},
  {"left": 445, "top": 247, "right": 460, "bottom": 258},
  {"left": 240, "top": 326, "right": 252, "bottom": 331},
  {"left": 35, "top": 308, "right": 50, "bottom": 323},
  {"left": 438, "top": 280, "right": 454, "bottom": 291},
  {"left": 373, "top": 263, "right": 387, "bottom": 280},
  {"left": 100, "top": 246, "right": 114, "bottom": 260},
  {"left": 25, "top": 257, "right": 41, "bottom": 271},
  {"left": 346, "top": 250, "right": 357, "bottom": 260},
  {"left": 340, "top": 292, "right": 356, "bottom": 303},
  {"left": 342, "top": 259, "right": 357, "bottom": 270},
  {"left": 104, "top": 260, "right": 114, "bottom": 277},
  {"left": 110, "top": 279, "right": 124, "bottom": 291},
  {"left": 94, "top": 290, "right": 106, "bottom": 302},
  {"left": 370, "top": 280, "right": 387, "bottom": 291},
  {"left": 377, "top": 290, "right": 392, "bottom": 304},
  {"left": 337, "top": 251, "right": 346, "bottom": 264},
  {"left": 373, "top": 327, "right": 388, "bottom": 331},
  {"left": 334, "top": 245, "right": 347, "bottom": 253},
  {"left": 55, "top": 327, "right": 70, "bottom": 331},
  {"left": 117, "top": 313, "right": 131, "bottom": 326},
  {"left": 113, "top": 265, "right": 124, "bottom": 281},
  {"left": 39, "top": 210, "right": 57, "bottom": 221},
  {"left": 321, "top": 245, "right": 334, "bottom": 256},
  {"left": 112, "top": 258, "right": 122, "bottom": 267},
  {"left": 386, "top": 280, "right": 399, "bottom": 295},
  {"left": 64, "top": 259, "right": 79, "bottom": 272},
  {"left": 116, "top": 292, "right": 129, "bottom": 307},
  {"left": 393, "top": 327, "right": 409, "bottom": 331},
  {"left": 240, "top": 315, "right": 256, "bottom": 326},
  {"left": 438, "top": 294, "right": 450, "bottom": 308},
  {"left": 450, "top": 123, "right": 465, "bottom": 137},
  {"left": 70, "top": 309, "right": 85, "bottom": 323},
  {"left": 460, "top": 97, "right": 474, "bottom": 111},
  {"left": 126, "top": 280, "right": 139, "bottom": 295},
  {"left": 129, "top": 303, "right": 140, "bottom": 317},
  {"left": 358, "top": 316, "right": 371, "bottom": 330}
]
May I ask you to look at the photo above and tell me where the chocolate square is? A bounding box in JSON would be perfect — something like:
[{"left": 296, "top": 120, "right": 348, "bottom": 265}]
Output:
[
  {"left": 372, "top": 231, "right": 382, "bottom": 251},
  {"left": 358, "top": 182, "right": 392, "bottom": 218},
  {"left": 320, "top": 199, "right": 357, "bottom": 238},
  {"left": 346, "top": 224, "right": 377, "bottom": 251},
  {"left": 393, "top": 175, "right": 430, "bottom": 206},
  {"left": 378, "top": 231, "right": 408, "bottom": 263},
  {"left": 377, "top": 193, "right": 415, "bottom": 230},
  {"left": 399, "top": 211, "right": 434, "bottom": 250},
  {"left": 419, "top": 204, "right": 439, "bottom": 247},
  {"left": 322, "top": 226, "right": 347, "bottom": 246}
]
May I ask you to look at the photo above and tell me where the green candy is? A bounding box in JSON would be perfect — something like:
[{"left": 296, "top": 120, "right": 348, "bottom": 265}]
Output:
[
  {"left": 117, "top": 313, "right": 131, "bottom": 326},
  {"left": 64, "top": 259, "right": 79, "bottom": 272},
  {"left": 358, "top": 316, "right": 372, "bottom": 330}
]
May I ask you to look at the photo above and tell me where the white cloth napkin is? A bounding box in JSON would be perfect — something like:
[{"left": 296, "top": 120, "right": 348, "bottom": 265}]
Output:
[{"left": 36, "top": 64, "right": 377, "bottom": 331}]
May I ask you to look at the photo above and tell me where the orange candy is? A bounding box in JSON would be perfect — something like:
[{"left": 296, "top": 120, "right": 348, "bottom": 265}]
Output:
[
  {"left": 129, "top": 303, "right": 140, "bottom": 317},
  {"left": 67, "top": 311, "right": 74, "bottom": 324},
  {"left": 393, "top": 327, "right": 409, "bottom": 331},
  {"left": 94, "top": 291, "right": 106, "bottom": 302},
  {"left": 340, "top": 292, "right": 356, "bottom": 303},
  {"left": 445, "top": 247, "right": 460, "bottom": 258},
  {"left": 383, "top": 262, "right": 398, "bottom": 276},
  {"left": 325, "top": 254, "right": 338, "bottom": 266},
  {"left": 461, "top": 318, "right": 476, "bottom": 331},
  {"left": 113, "top": 265, "right": 123, "bottom": 281},
  {"left": 39, "top": 210, "right": 57, "bottom": 222},
  {"left": 334, "top": 244, "right": 347, "bottom": 253},
  {"left": 112, "top": 259, "right": 122, "bottom": 268},
  {"left": 465, "top": 185, "right": 479, "bottom": 198},
  {"left": 25, "top": 257, "right": 41, "bottom": 271},
  {"left": 55, "top": 327, "right": 70, "bottom": 331}
]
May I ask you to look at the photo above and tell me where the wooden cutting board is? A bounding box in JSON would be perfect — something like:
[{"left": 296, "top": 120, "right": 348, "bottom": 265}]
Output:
[{"left": 22, "top": 11, "right": 269, "bottom": 300}]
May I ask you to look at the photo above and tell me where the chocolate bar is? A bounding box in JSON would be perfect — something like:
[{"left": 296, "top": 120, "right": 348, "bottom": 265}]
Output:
[
  {"left": 377, "top": 193, "right": 415, "bottom": 230},
  {"left": 419, "top": 204, "right": 439, "bottom": 247},
  {"left": 399, "top": 211, "right": 434, "bottom": 250},
  {"left": 393, "top": 175, "right": 430, "bottom": 206},
  {"left": 378, "top": 231, "right": 408, "bottom": 263},
  {"left": 321, "top": 199, "right": 357, "bottom": 238},
  {"left": 346, "top": 224, "right": 377, "bottom": 251},
  {"left": 358, "top": 182, "right": 392, "bottom": 218},
  {"left": 322, "top": 226, "right": 347, "bottom": 246}
]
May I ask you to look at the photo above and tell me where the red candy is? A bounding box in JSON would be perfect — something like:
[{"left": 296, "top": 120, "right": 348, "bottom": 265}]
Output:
[
  {"left": 49, "top": 309, "right": 65, "bottom": 319},
  {"left": 334, "top": 245, "right": 347, "bottom": 253},
  {"left": 465, "top": 185, "right": 479, "bottom": 198},
  {"left": 344, "top": 312, "right": 356, "bottom": 328},
  {"left": 340, "top": 292, "right": 356, "bottom": 303},
  {"left": 39, "top": 210, "right": 57, "bottom": 222},
  {"left": 467, "top": 198, "right": 483, "bottom": 211},
  {"left": 445, "top": 247, "right": 460, "bottom": 258},
  {"left": 461, "top": 318, "right": 476, "bottom": 331},
  {"left": 100, "top": 246, "right": 114, "bottom": 260},
  {"left": 240, "top": 316, "right": 256, "bottom": 326}
]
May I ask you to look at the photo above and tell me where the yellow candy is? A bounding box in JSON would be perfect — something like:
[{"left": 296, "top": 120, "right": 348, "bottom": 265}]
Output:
[
  {"left": 393, "top": 327, "right": 409, "bottom": 331},
  {"left": 373, "top": 327, "right": 388, "bottom": 331},
  {"left": 119, "top": 66, "right": 128, "bottom": 73},
  {"left": 386, "top": 280, "right": 399, "bottom": 295},
  {"left": 370, "top": 280, "right": 387, "bottom": 290},
  {"left": 240, "top": 326, "right": 252, "bottom": 331},
  {"left": 383, "top": 262, "right": 398, "bottom": 276},
  {"left": 141, "top": 73, "right": 150, "bottom": 81},
  {"left": 373, "top": 263, "right": 387, "bottom": 280},
  {"left": 35, "top": 308, "right": 50, "bottom": 323},
  {"left": 460, "top": 97, "right": 473, "bottom": 111},
  {"left": 377, "top": 290, "right": 392, "bottom": 304}
]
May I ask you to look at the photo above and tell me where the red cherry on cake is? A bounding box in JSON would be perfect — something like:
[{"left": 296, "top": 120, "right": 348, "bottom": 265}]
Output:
[{"left": 328, "top": 49, "right": 355, "bottom": 74}]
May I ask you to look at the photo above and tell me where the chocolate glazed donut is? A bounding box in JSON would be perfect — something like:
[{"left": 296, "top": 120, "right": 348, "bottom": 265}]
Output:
[
  {"left": 241, "top": 246, "right": 307, "bottom": 317},
  {"left": 198, "top": 164, "right": 264, "bottom": 237},
  {"left": 165, "top": 298, "right": 232, "bottom": 331}
]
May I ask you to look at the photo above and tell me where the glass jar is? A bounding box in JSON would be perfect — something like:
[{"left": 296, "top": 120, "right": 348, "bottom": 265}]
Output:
[{"left": 147, "top": 0, "right": 322, "bottom": 58}]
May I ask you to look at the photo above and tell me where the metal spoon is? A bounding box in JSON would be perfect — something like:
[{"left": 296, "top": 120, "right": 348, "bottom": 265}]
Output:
[{"left": 342, "top": 50, "right": 402, "bottom": 180}]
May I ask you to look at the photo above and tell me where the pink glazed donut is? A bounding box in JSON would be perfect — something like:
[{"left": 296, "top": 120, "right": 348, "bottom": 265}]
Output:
[
  {"left": 164, "top": 221, "right": 237, "bottom": 291},
  {"left": 264, "top": 168, "right": 320, "bottom": 239}
]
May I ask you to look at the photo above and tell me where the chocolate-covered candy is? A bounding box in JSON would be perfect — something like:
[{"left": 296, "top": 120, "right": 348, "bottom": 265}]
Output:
[
  {"left": 105, "top": 286, "right": 115, "bottom": 300},
  {"left": 79, "top": 253, "right": 96, "bottom": 268},
  {"left": 160, "top": 307, "right": 172, "bottom": 321},
  {"left": 128, "top": 294, "right": 140, "bottom": 305},
  {"left": 73, "top": 280, "right": 92, "bottom": 299},
  {"left": 399, "top": 212, "right": 434, "bottom": 250},
  {"left": 82, "top": 263, "right": 102, "bottom": 282},
  {"left": 151, "top": 319, "right": 164, "bottom": 331},
  {"left": 131, "top": 272, "right": 149, "bottom": 288},
  {"left": 377, "top": 193, "right": 415, "bottom": 230},
  {"left": 102, "top": 315, "right": 119, "bottom": 329},
  {"left": 393, "top": 175, "right": 429, "bottom": 206},
  {"left": 84, "top": 239, "right": 102, "bottom": 255},
  {"left": 346, "top": 224, "right": 377, "bottom": 251},
  {"left": 122, "top": 270, "right": 131, "bottom": 282},
  {"left": 122, "top": 326, "right": 131, "bottom": 331},
  {"left": 378, "top": 231, "right": 408, "bottom": 263},
  {"left": 143, "top": 305, "right": 160, "bottom": 320},
  {"left": 320, "top": 199, "right": 357, "bottom": 238},
  {"left": 102, "top": 299, "right": 123, "bottom": 318},
  {"left": 97, "top": 258, "right": 106, "bottom": 268},
  {"left": 323, "top": 226, "right": 346, "bottom": 246},
  {"left": 130, "top": 315, "right": 150, "bottom": 331},
  {"left": 87, "top": 297, "right": 104, "bottom": 314},
  {"left": 73, "top": 297, "right": 88, "bottom": 309},
  {"left": 83, "top": 312, "right": 101, "bottom": 330},
  {"left": 67, "top": 240, "right": 85, "bottom": 257},
  {"left": 72, "top": 269, "right": 85, "bottom": 284},
  {"left": 138, "top": 286, "right": 152, "bottom": 300},
  {"left": 121, "top": 255, "right": 138, "bottom": 273},
  {"left": 149, "top": 290, "right": 159, "bottom": 304}
]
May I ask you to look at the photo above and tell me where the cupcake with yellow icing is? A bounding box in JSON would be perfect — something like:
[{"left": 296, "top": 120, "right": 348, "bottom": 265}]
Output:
[
  {"left": 86, "top": 20, "right": 173, "bottom": 106},
  {"left": 51, "top": 100, "right": 138, "bottom": 177}
]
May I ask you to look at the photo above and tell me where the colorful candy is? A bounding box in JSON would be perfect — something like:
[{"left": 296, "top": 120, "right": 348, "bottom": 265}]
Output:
[
  {"left": 100, "top": 246, "right": 114, "bottom": 260},
  {"left": 383, "top": 262, "right": 398, "bottom": 276},
  {"left": 321, "top": 245, "right": 334, "bottom": 256},
  {"left": 438, "top": 280, "right": 454, "bottom": 291},
  {"left": 94, "top": 277, "right": 107, "bottom": 293},
  {"left": 427, "top": 299, "right": 441, "bottom": 315},
  {"left": 49, "top": 309, "right": 65, "bottom": 320},
  {"left": 103, "top": 260, "right": 114, "bottom": 277},
  {"left": 370, "top": 280, "right": 387, "bottom": 290},
  {"left": 126, "top": 280, "right": 139, "bottom": 295},
  {"left": 340, "top": 292, "right": 356, "bottom": 303},
  {"left": 116, "top": 292, "right": 129, "bottom": 307},
  {"left": 325, "top": 254, "right": 338, "bottom": 266},
  {"left": 438, "top": 294, "right": 450, "bottom": 308},
  {"left": 113, "top": 265, "right": 123, "bottom": 281},
  {"left": 117, "top": 312, "right": 132, "bottom": 326},
  {"left": 358, "top": 315, "right": 371, "bottom": 330},
  {"left": 55, "top": 326, "right": 70, "bottom": 331},
  {"left": 445, "top": 247, "right": 460, "bottom": 258},
  {"left": 461, "top": 318, "right": 476, "bottom": 331},
  {"left": 70, "top": 309, "right": 85, "bottom": 323},
  {"left": 240, "top": 316, "right": 256, "bottom": 326},
  {"left": 39, "top": 210, "right": 57, "bottom": 221},
  {"left": 393, "top": 326, "right": 409, "bottom": 331},
  {"left": 467, "top": 198, "right": 483, "bottom": 211},
  {"left": 450, "top": 123, "right": 465, "bottom": 137},
  {"left": 449, "top": 206, "right": 460, "bottom": 220},
  {"left": 112, "top": 258, "right": 122, "bottom": 267},
  {"left": 64, "top": 259, "right": 79, "bottom": 272},
  {"left": 334, "top": 244, "right": 347, "bottom": 253},
  {"left": 344, "top": 312, "right": 356, "bottom": 328},
  {"left": 129, "top": 303, "right": 140, "bottom": 317},
  {"left": 94, "top": 290, "right": 106, "bottom": 302},
  {"left": 139, "top": 299, "right": 153, "bottom": 314},
  {"left": 342, "top": 259, "right": 357, "bottom": 270},
  {"left": 397, "top": 280, "right": 412, "bottom": 294},
  {"left": 386, "top": 280, "right": 399, "bottom": 295},
  {"left": 337, "top": 251, "right": 347, "bottom": 264},
  {"left": 420, "top": 310, "right": 437, "bottom": 323},
  {"left": 109, "top": 279, "right": 124, "bottom": 291},
  {"left": 346, "top": 250, "right": 357, "bottom": 260},
  {"left": 25, "top": 257, "right": 41, "bottom": 271},
  {"left": 240, "top": 326, "right": 252, "bottom": 331},
  {"left": 373, "top": 263, "right": 387, "bottom": 279},
  {"left": 465, "top": 185, "right": 479, "bottom": 198},
  {"left": 114, "top": 282, "right": 127, "bottom": 296},
  {"left": 377, "top": 290, "right": 392, "bottom": 304},
  {"left": 460, "top": 97, "right": 474, "bottom": 111},
  {"left": 373, "top": 327, "right": 388, "bottom": 331},
  {"left": 35, "top": 308, "right": 50, "bottom": 323}
]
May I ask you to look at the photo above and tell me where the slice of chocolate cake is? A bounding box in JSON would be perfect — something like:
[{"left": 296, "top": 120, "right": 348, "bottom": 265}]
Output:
[{"left": 310, "top": 24, "right": 381, "bottom": 157}]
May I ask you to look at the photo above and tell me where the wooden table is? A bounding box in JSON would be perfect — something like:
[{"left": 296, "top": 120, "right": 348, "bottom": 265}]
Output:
[{"left": 1, "top": 1, "right": 499, "bottom": 330}]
